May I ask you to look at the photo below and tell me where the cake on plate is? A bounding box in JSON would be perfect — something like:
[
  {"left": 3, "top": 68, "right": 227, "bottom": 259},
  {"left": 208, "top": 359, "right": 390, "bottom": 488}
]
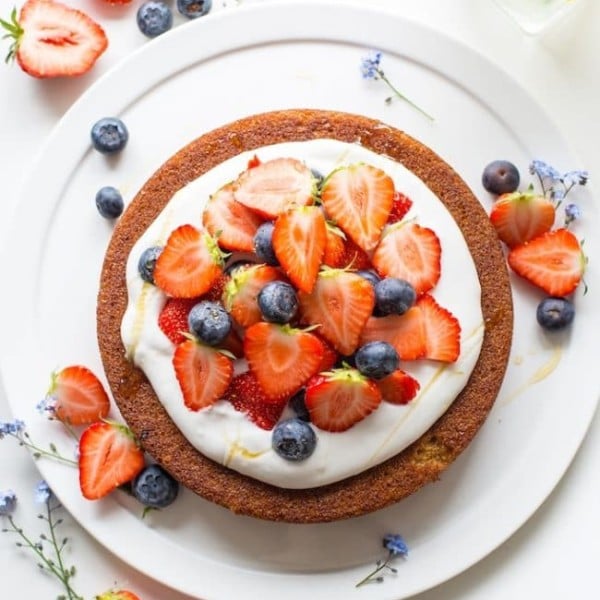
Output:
[{"left": 97, "top": 109, "right": 513, "bottom": 523}]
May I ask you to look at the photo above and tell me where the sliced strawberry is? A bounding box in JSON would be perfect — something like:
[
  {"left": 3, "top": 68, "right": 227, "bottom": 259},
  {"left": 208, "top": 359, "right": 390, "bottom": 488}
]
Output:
[
  {"left": 223, "top": 371, "right": 287, "bottom": 430},
  {"left": 223, "top": 264, "right": 283, "bottom": 327},
  {"left": 338, "top": 237, "right": 373, "bottom": 269},
  {"left": 360, "top": 308, "right": 426, "bottom": 361},
  {"left": 78, "top": 421, "right": 145, "bottom": 500},
  {"left": 377, "top": 370, "right": 420, "bottom": 405},
  {"left": 387, "top": 191, "right": 413, "bottom": 224},
  {"left": 202, "top": 184, "right": 264, "bottom": 252},
  {"left": 272, "top": 206, "right": 327, "bottom": 293},
  {"left": 322, "top": 224, "right": 346, "bottom": 268},
  {"left": 154, "top": 225, "right": 224, "bottom": 298},
  {"left": 419, "top": 294, "right": 461, "bottom": 362},
  {"left": 46, "top": 365, "right": 110, "bottom": 426},
  {"left": 173, "top": 339, "right": 233, "bottom": 411},
  {"left": 298, "top": 269, "right": 375, "bottom": 355},
  {"left": 233, "top": 158, "right": 315, "bottom": 218},
  {"left": 304, "top": 368, "right": 382, "bottom": 432},
  {"left": 2, "top": 0, "right": 108, "bottom": 78},
  {"left": 490, "top": 190, "right": 555, "bottom": 248},
  {"left": 158, "top": 297, "right": 198, "bottom": 345},
  {"left": 372, "top": 222, "right": 441, "bottom": 295},
  {"left": 360, "top": 294, "right": 460, "bottom": 362},
  {"left": 244, "top": 322, "right": 325, "bottom": 400},
  {"left": 320, "top": 164, "right": 394, "bottom": 252},
  {"left": 507, "top": 228, "right": 585, "bottom": 296},
  {"left": 317, "top": 336, "right": 339, "bottom": 372}
]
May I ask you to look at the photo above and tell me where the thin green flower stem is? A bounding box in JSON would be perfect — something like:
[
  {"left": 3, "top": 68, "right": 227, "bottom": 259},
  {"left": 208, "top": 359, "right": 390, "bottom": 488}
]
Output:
[
  {"left": 45, "top": 500, "right": 82, "bottom": 600},
  {"left": 6, "top": 515, "right": 74, "bottom": 592},
  {"left": 15, "top": 433, "right": 77, "bottom": 467},
  {"left": 355, "top": 550, "right": 394, "bottom": 587},
  {"left": 377, "top": 69, "right": 434, "bottom": 121}
]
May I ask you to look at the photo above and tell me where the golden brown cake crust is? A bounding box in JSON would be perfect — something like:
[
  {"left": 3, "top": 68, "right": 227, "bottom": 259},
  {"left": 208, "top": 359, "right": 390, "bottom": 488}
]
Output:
[{"left": 97, "top": 109, "right": 513, "bottom": 523}]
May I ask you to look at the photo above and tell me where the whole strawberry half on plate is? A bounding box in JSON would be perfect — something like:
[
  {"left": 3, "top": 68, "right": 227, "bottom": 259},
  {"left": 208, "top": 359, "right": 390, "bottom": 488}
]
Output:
[
  {"left": 1, "top": 0, "right": 108, "bottom": 78},
  {"left": 79, "top": 421, "right": 145, "bottom": 500},
  {"left": 507, "top": 227, "right": 586, "bottom": 296},
  {"left": 490, "top": 189, "right": 555, "bottom": 248}
]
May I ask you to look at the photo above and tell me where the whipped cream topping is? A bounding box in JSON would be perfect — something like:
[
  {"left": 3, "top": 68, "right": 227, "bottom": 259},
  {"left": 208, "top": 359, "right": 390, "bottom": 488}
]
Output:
[{"left": 121, "top": 139, "right": 484, "bottom": 489}]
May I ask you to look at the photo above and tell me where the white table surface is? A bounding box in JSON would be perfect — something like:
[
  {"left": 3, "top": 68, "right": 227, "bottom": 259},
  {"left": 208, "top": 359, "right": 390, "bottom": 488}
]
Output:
[{"left": 1, "top": 0, "right": 598, "bottom": 598}]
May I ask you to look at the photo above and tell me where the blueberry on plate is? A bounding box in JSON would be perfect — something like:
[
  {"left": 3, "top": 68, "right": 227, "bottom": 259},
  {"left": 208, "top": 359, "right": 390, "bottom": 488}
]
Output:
[
  {"left": 258, "top": 281, "right": 299, "bottom": 324},
  {"left": 482, "top": 160, "right": 520, "bottom": 195},
  {"left": 188, "top": 301, "right": 232, "bottom": 346},
  {"left": 374, "top": 277, "right": 416, "bottom": 316},
  {"left": 272, "top": 418, "right": 317, "bottom": 461},
  {"left": 355, "top": 341, "right": 399, "bottom": 380},
  {"left": 137, "top": 245, "right": 163, "bottom": 284},
  {"left": 132, "top": 464, "right": 179, "bottom": 509},
  {"left": 177, "top": 0, "right": 212, "bottom": 19},
  {"left": 137, "top": 1, "right": 173, "bottom": 38},
  {"left": 90, "top": 117, "right": 129, "bottom": 154},
  {"left": 536, "top": 296, "right": 575, "bottom": 330},
  {"left": 95, "top": 186, "right": 124, "bottom": 219},
  {"left": 253, "top": 222, "right": 279, "bottom": 266}
]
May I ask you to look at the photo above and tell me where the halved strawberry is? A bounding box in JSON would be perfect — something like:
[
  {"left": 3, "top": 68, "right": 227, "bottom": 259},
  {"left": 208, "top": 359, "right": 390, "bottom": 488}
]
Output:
[
  {"left": 244, "top": 322, "right": 325, "bottom": 400},
  {"left": 507, "top": 228, "right": 585, "bottom": 296},
  {"left": 320, "top": 164, "right": 394, "bottom": 252},
  {"left": 272, "top": 206, "right": 327, "bottom": 293},
  {"left": 372, "top": 222, "right": 441, "bottom": 295},
  {"left": 46, "top": 365, "right": 110, "bottom": 426},
  {"left": 298, "top": 269, "right": 375, "bottom": 355},
  {"left": 316, "top": 335, "right": 339, "bottom": 372},
  {"left": 1, "top": 0, "right": 108, "bottom": 78},
  {"left": 233, "top": 158, "right": 315, "bottom": 218},
  {"left": 223, "top": 264, "right": 283, "bottom": 327},
  {"left": 79, "top": 421, "right": 145, "bottom": 500},
  {"left": 387, "top": 191, "right": 413, "bottom": 224},
  {"left": 158, "top": 297, "right": 198, "bottom": 345},
  {"left": 360, "top": 294, "right": 460, "bottom": 362},
  {"left": 377, "top": 370, "right": 420, "bottom": 405},
  {"left": 490, "top": 190, "right": 555, "bottom": 248},
  {"left": 203, "top": 272, "right": 230, "bottom": 302},
  {"left": 154, "top": 225, "right": 224, "bottom": 298},
  {"left": 223, "top": 371, "right": 287, "bottom": 430},
  {"left": 304, "top": 368, "right": 382, "bottom": 432},
  {"left": 173, "top": 338, "right": 233, "bottom": 411},
  {"left": 202, "top": 184, "right": 264, "bottom": 252}
]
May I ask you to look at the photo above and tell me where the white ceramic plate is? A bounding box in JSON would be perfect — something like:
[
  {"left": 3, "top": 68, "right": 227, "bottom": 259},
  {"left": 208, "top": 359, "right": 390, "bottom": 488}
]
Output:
[{"left": 0, "top": 1, "right": 598, "bottom": 598}]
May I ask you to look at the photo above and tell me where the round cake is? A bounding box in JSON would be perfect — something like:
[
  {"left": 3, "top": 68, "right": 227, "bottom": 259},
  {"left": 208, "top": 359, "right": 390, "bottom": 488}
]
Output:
[{"left": 97, "top": 109, "right": 513, "bottom": 523}]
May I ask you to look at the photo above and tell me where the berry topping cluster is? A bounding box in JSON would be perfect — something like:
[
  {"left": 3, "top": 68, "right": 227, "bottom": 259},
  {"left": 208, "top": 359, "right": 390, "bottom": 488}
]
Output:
[{"left": 137, "top": 155, "right": 462, "bottom": 461}]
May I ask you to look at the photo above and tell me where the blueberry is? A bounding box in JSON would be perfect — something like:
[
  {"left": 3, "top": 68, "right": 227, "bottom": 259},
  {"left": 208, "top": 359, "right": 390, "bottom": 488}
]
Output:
[
  {"left": 138, "top": 246, "right": 163, "bottom": 284},
  {"left": 536, "top": 297, "right": 575, "bottom": 330},
  {"left": 95, "top": 186, "right": 124, "bottom": 219},
  {"left": 177, "top": 0, "right": 212, "bottom": 18},
  {"left": 374, "top": 278, "right": 416, "bottom": 316},
  {"left": 289, "top": 389, "right": 310, "bottom": 422},
  {"left": 258, "top": 281, "right": 299, "bottom": 324},
  {"left": 90, "top": 117, "right": 129, "bottom": 154},
  {"left": 188, "top": 301, "right": 232, "bottom": 346},
  {"left": 356, "top": 269, "right": 381, "bottom": 289},
  {"left": 132, "top": 464, "right": 179, "bottom": 508},
  {"left": 253, "top": 222, "right": 279, "bottom": 266},
  {"left": 272, "top": 418, "right": 316, "bottom": 461},
  {"left": 355, "top": 341, "right": 399, "bottom": 380},
  {"left": 137, "top": 1, "right": 173, "bottom": 38},
  {"left": 482, "top": 160, "right": 520, "bottom": 195}
]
